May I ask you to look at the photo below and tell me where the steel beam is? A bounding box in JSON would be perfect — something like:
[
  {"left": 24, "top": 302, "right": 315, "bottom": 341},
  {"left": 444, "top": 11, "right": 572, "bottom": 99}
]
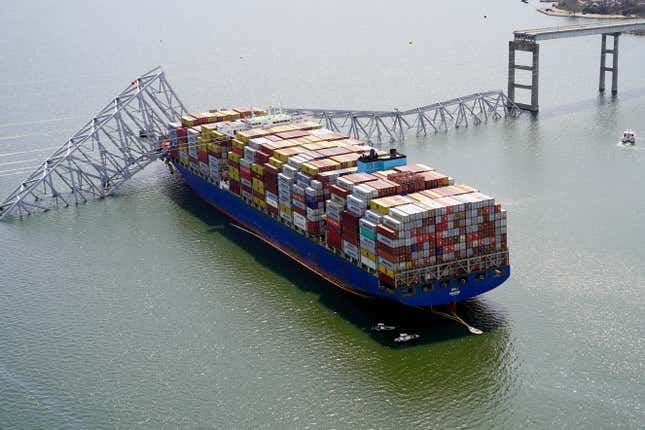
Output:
[
  {"left": 285, "top": 91, "right": 520, "bottom": 144},
  {"left": 0, "top": 66, "right": 187, "bottom": 220}
]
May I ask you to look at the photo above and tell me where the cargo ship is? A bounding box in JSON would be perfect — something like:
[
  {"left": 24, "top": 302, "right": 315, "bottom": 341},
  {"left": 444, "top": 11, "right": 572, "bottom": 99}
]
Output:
[{"left": 165, "top": 108, "right": 509, "bottom": 307}]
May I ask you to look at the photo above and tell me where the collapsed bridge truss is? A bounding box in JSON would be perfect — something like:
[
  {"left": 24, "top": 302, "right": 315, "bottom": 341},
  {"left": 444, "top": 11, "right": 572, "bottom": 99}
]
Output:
[
  {"left": 0, "top": 69, "right": 519, "bottom": 220},
  {"left": 0, "top": 67, "right": 187, "bottom": 220},
  {"left": 285, "top": 90, "right": 520, "bottom": 144}
]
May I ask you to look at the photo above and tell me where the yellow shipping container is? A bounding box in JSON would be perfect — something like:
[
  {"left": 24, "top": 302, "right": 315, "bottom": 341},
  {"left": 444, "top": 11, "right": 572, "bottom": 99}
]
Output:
[
  {"left": 378, "top": 264, "right": 395, "bottom": 278},
  {"left": 301, "top": 162, "right": 318, "bottom": 176},
  {"left": 213, "top": 130, "right": 227, "bottom": 141},
  {"left": 228, "top": 151, "right": 242, "bottom": 163},
  {"left": 229, "top": 167, "right": 240, "bottom": 181},
  {"left": 370, "top": 197, "right": 393, "bottom": 215},
  {"left": 279, "top": 204, "right": 292, "bottom": 215},
  {"left": 232, "top": 139, "right": 246, "bottom": 150},
  {"left": 274, "top": 146, "right": 304, "bottom": 163},
  {"left": 301, "top": 135, "right": 323, "bottom": 143},
  {"left": 236, "top": 128, "right": 271, "bottom": 143},
  {"left": 268, "top": 157, "right": 284, "bottom": 168},
  {"left": 204, "top": 112, "right": 218, "bottom": 123},
  {"left": 360, "top": 248, "right": 376, "bottom": 261},
  {"left": 207, "top": 142, "right": 220, "bottom": 153},
  {"left": 200, "top": 124, "right": 215, "bottom": 139},
  {"left": 180, "top": 116, "right": 196, "bottom": 127},
  {"left": 379, "top": 170, "right": 397, "bottom": 179},
  {"left": 251, "top": 163, "right": 265, "bottom": 175},
  {"left": 252, "top": 178, "right": 265, "bottom": 194},
  {"left": 214, "top": 109, "right": 239, "bottom": 121}
]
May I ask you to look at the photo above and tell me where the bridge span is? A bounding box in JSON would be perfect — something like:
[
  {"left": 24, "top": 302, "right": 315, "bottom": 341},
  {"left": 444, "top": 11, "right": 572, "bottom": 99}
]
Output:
[{"left": 508, "top": 19, "right": 645, "bottom": 112}]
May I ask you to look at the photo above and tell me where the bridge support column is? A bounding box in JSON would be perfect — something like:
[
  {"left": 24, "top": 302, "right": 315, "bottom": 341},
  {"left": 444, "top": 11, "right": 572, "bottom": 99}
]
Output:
[
  {"left": 508, "top": 40, "right": 539, "bottom": 112},
  {"left": 599, "top": 33, "right": 620, "bottom": 94}
]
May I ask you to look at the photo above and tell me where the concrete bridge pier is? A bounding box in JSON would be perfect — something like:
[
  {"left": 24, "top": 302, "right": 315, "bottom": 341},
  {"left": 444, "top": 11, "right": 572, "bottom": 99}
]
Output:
[
  {"left": 508, "top": 40, "right": 539, "bottom": 112},
  {"left": 599, "top": 33, "right": 620, "bottom": 94}
]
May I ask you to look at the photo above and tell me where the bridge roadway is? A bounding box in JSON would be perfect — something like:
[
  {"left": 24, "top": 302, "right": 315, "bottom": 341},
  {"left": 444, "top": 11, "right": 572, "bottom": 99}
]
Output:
[
  {"left": 508, "top": 19, "right": 645, "bottom": 111},
  {"left": 514, "top": 19, "right": 645, "bottom": 41}
]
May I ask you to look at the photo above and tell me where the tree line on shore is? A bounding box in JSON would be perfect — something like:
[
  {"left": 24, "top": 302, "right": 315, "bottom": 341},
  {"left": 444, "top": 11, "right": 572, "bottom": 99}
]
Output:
[{"left": 558, "top": 0, "right": 645, "bottom": 16}]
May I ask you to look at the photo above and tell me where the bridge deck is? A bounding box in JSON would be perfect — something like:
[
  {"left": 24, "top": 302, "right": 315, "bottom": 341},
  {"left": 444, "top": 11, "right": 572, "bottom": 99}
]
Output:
[{"left": 514, "top": 19, "right": 645, "bottom": 41}]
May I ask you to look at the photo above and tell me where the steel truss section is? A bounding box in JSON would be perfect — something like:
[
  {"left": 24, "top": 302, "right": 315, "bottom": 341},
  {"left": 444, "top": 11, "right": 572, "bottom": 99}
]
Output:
[
  {"left": 394, "top": 251, "right": 509, "bottom": 288},
  {"left": 285, "top": 91, "right": 520, "bottom": 144},
  {"left": 0, "top": 66, "right": 187, "bottom": 220}
]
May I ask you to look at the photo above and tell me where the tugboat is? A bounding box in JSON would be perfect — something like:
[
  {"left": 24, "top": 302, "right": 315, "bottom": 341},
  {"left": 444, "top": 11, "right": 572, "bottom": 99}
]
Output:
[
  {"left": 620, "top": 129, "right": 636, "bottom": 146},
  {"left": 394, "top": 333, "right": 420, "bottom": 343},
  {"left": 371, "top": 323, "right": 396, "bottom": 332}
]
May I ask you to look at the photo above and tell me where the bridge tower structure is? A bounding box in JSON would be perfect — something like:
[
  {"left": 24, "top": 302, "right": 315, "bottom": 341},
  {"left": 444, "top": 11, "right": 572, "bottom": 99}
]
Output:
[{"left": 508, "top": 19, "right": 645, "bottom": 112}]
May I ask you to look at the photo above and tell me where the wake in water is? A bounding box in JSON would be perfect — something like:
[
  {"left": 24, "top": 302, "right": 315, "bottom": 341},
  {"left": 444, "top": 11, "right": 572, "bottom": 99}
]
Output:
[{"left": 616, "top": 142, "right": 644, "bottom": 151}]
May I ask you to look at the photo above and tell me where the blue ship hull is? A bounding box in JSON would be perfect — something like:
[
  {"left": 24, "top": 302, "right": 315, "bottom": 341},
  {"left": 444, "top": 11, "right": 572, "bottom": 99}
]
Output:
[{"left": 175, "top": 164, "right": 510, "bottom": 307}]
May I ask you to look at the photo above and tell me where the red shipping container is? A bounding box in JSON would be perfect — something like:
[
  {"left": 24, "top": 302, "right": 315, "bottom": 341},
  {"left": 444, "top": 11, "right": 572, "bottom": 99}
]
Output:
[
  {"left": 229, "top": 180, "right": 241, "bottom": 195},
  {"left": 378, "top": 273, "right": 396, "bottom": 288},
  {"left": 255, "top": 151, "right": 271, "bottom": 164},
  {"left": 267, "top": 206, "right": 279, "bottom": 217},
  {"left": 327, "top": 217, "right": 342, "bottom": 231},
  {"left": 330, "top": 184, "right": 350, "bottom": 198},
  {"left": 342, "top": 232, "right": 359, "bottom": 246},
  {"left": 342, "top": 210, "right": 360, "bottom": 227},
  {"left": 198, "top": 150, "right": 208, "bottom": 163},
  {"left": 376, "top": 224, "right": 396, "bottom": 239}
]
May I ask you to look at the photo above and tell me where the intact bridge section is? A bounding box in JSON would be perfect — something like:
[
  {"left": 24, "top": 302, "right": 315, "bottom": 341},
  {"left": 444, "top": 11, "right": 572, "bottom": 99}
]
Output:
[{"left": 508, "top": 19, "right": 645, "bottom": 112}]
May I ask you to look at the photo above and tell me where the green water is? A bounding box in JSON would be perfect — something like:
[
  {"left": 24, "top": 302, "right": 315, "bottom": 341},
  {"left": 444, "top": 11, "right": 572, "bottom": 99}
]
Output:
[{"left": 1, "top": 1, "right": 644, "bottom": 428}]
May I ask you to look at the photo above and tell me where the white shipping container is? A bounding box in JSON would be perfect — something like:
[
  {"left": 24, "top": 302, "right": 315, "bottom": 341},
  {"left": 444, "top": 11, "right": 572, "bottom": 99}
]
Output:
[
  {"left": 293, "top": 212, "right": 307, "bottom": 230},
  {"left": 266, "top": 195, "right": 278, "bottom": 208},
  {"left": 330, "top": 194, "right": 346, "bottom": 205},
  {"left": 361, "top": 255, "right": 377, "bottom": 270},
  {"left": 343, "top": 241, "right": 360, "bottom": 260},
  {"left": 188, "top": 143, "right": 198, "bottom": 158},
  {"left": 199, "top": 161, "right": 209, "bottom": 176},
  {"left": 280, "top": 211, "right": 292, "bottom": 222}
]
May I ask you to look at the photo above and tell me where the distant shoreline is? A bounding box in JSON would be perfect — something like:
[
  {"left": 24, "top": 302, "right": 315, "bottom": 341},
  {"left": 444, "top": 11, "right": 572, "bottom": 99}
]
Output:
[{"left": 536, "top": 5, "right": 635, "bottom": 19}]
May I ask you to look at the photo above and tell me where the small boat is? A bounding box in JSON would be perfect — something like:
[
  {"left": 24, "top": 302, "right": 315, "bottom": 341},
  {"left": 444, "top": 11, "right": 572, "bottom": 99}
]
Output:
[
  {"left": 521, "top": 0, "right": 528, "bottom": 3},
  {"left": 372, "top": 323, "right": 396, "bottom": 332},
  {"left": 620, "top": 129, "right": 636, "bottom": 145},
  {"left": 394, "top": 333, "right": 420, "bottom": 343}
]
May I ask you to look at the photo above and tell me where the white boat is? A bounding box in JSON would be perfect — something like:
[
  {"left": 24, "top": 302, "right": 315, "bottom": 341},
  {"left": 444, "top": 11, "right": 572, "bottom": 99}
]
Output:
[
  {"left": 620, "top": 129, "right": 636, "bottom": 145},
  {"left": 394, "top": 333, "right": 420, "bottom": 343},
  {"left": 372, "top": 323, "right": 396, "bottom": 332}
]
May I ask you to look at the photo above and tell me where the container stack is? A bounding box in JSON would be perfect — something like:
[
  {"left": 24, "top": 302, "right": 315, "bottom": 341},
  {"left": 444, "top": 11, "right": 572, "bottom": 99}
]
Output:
[
  {"left": 278, "top": 170, "right": 295, "bottom": 222},
  {"left": 167, "top": 109, "right": 508, "bottom": 291},
  {"left": 264, "top": 163, "right": 280, "bottom": 217},
  {"left": 359, "top": 210, "right": 382, "bottom": 271}
]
